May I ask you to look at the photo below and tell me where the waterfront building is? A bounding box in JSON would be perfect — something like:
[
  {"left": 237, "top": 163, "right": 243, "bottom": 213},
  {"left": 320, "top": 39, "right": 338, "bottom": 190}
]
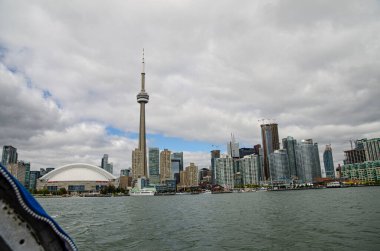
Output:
[
  {"left": 323, "top": 144, "right": 335, "bottom": 178},
  {"left": 227, "top": 134, "right": 240, "bottom": 158},
  {"left": 269, "top": 149, "right": 290, "bottom": 182},
  {"left": 29, "top": 170, "right": 40, "bottom": 191},
  {"left": 215, "top": 155, "right": 234, "bottom": 189},
  {"left": 37, "top": 163, "right": 116, "bottom": 192},
  {"left": 160, "top": 149, "right": 171, "bottom": 183},
  {"left": 362, "top": 138, "right": 380, "bottom": 161},
  {"left": 6, "top": 161, "right": 30, "bottom": 188},
  {"left": 296, "top": 139, "right": 322, "bottom": 183},
  {"left": 186, "top": 163, "right": 198, "bottom": 186},
  {"left": 282, "top": 136, "right": 298, "bottom": 179},
  {"left": 239, "top": 148, "right": 255, "bottom": 158},
  {"left": 261, "top": 123, "right": 280, "bottom": 180},
  {"left": 2, "top": 145, "right": 18, "bottom": 166},
  {"left": 344, "top": 139, "right": 366, "bottom": 164},
  {"left": 253, "top": 144, "right": 261, "bottom": 155},
  {"left": 210, "top": 149, "right": 220, "bottom": 185},
  {"left": 132, "top": 149, "right": 144, "bottom": 181},
  {"left": 341, "top": 160, "right": 380, "bottom": 183},
  {"left": 148, "top": 147, "right": 160, "bottom": 184},
  {"left": 237, "top": 154, "right": 261, "bottom": 185},
  {"left": 132, "top": 51, "right": 149, "bottom": 183},
  {"left": 199, "top": 168, "right": 211, "bottom": 183},
  {"left": 171, "top": 152, "right": 183, "bottom": 184}
]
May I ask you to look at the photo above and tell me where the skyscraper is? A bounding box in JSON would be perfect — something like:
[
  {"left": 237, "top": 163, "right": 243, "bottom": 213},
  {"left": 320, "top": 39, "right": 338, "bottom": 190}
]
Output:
[
  {"left": 160, "top": 149, "right": 171, "bottom": 183},
  {"left": 323, "top": 144, "right": 335, "bottom": 178},
  {"left": 215, "top": 155, "right": 234, "bottom": 188},
  {"left": 227, "top": 134, "right": 240, "bottom": 158},
  {"left": 269, "top": 149, "right": 289, "bottom": 182},
  {"left": 296, "top": 139, "right": 322, "bottom": 183},
  {"left": 261, "top": 123, "right": 280, "bottom": 180},
  {"left": 132, "top": 51, "right": 149, "bottom": 180},
  {"left": 210, "top": 150, "right": 221, "bottom": 185},
  {"left": 282, "top": 136, "right": 298, "bottom": 179},
  {"left": 148, "top": 147, "right": 160, "bottom": 184},
  {"left": 171, "top": 152, "right": 183, "bottom": 184},
  {"left": 101, "top": 154, "right": 113, "bottom": 174},
  {"left": 2, "top": 145, "right": 18, "bottom": 166}
]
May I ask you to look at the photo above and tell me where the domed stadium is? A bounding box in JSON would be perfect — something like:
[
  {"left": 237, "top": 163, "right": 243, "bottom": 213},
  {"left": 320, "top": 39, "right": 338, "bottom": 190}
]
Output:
[{"left": 37, "top": 163, "right": 116, "bottom": 193}]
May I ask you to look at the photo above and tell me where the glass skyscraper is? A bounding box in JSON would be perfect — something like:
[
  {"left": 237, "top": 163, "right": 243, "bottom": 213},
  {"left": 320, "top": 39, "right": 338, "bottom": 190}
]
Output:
[
  {"left": 261, "top": 123, "right": 280, "bottom": 180},
  {"left": 323, "top": 144, "right": 335, "bottom": 178},
  {"left": 269, "top": 149, "right": 289, "bottom": 182},
  {"left": 2, "top": 145, "right": 18, "bottom": 166},
  {"left": 148, "top": 147, "right": 160, "bottom": 184},
  {"left": 296, "top": 139, "right": 322, "bottom": 183},
  {"left": 282, "top": 136, "right": 298, "bottom": 179}
]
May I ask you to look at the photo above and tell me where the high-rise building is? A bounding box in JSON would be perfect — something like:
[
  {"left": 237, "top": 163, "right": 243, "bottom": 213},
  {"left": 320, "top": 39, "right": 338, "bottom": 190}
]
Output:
[
  {"left": 269, "top": 149, "right": 289, "bottom": 182},
  {"left": 344, "top": 139, "right": 366, "bottom": 164},
  {"left": 210, "top": 150, "right": 221, "bottom": 185},
  {"left": 214, "top": 155, "right": 234, "bottom": 188},
  {"left": 148, "top": 147, "right": 160, "bottom": 184},
  {"left": 132, "top": 149, "right": 144, "bottom": 181},
  {"left": 239, "top": 148, "right": 255, "bottom": 158},
  {"left": 7, "top": 161, "right": 30, "bottom": 188},
  {"left": 282, "top": 136, "right": 298, "bottom": 179},
  {"left": 132, "top": 50, "right": 149, "bottom": 182},
  {"left": 160, "top": 149, "right": 171, "bottom": 183},
  {"left": 29, "top": 170, "right": 40, "bottom": 191},
  {"left": 199, "top": 168, "right": 211, "bottom": 183},
  {"left": 261, "top": 123, "right": 280, "bottom": 180},
  {"left": 227, "top": 134, "right": 240, "bottom": 158},
  {"left": 2, "top": 145, "right": 18, "bottom": 166},
  {"left": 323, "top": 144, "right": 335, "bottom": 178},
  {"left": 296, "top": 139, "right": 322, "bottom": 183},
  {"left": 362, "top": 138, "right": 380, "bottom": 161},
  {"left": 237, "top": 154, "right": 262, "bottom": 185},
  {"left": 186, "top": 163, "right": 198, "bottom": 187},
  {"left": 101, "top": 154, "right": 113, "bottom": 174},
  {"left": 171, "top": 152, "right": 183, "bottom": 184}
]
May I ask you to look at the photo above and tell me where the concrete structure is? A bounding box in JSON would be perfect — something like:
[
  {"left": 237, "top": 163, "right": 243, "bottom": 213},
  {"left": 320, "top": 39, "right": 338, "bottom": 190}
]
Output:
[
  {"left": 296, "top": 139, "right": 322, "bottom": 183},
  {"left": 261, "top": 123, "right": 280, "bottom": 180},
  {"left": 160, "top": 149, "right": 171, "bottom": 183},
  {"left": 2, "top": 145, "right": 18, "bottom": 166},
  {"left": 282, "top": 136, "right": 298, "bottom": 179},
  {"left": 134, "top": 50, "right": 149, "bottom": 179},
  {"left": 344, "top": 139, "right": 366, "bottom": 164},
  {"left": 120, "top": 169, "right": 131, "bottom": 177},
  {"left": 148, "top": 147, "right": 160, "bottom": 184},
  {"left": 132, "top": 149, "right": 144, "bottom": 181},
  {"left": 178, "top": 163, "right": 198, "bottom": 188},
  {"left": 37, "top": 163, "right": 116, "bottom": 192},
  {"left": 6, "top": 161, "right": 30, "bottom": 188},
  {"left": 323, "top": 144, "right": 335, "bottom": 178},
  {"left": 269, "top": 149, "right": 289, "bottom": 182}
]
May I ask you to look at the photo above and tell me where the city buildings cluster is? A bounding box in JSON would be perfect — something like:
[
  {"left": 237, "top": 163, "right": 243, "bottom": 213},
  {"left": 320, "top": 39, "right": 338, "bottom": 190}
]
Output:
[
  {"left": 340, "top": 138, "right": 380, "bottom": 184},
  {"left": 1, "top": 145, "right": 54, "bottom": 191}
]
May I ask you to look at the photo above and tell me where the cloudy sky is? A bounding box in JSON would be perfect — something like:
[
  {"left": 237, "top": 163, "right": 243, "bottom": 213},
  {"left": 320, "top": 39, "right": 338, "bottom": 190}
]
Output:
[{"left": 1, "top": 0, "right": 380, "bottom": 175}]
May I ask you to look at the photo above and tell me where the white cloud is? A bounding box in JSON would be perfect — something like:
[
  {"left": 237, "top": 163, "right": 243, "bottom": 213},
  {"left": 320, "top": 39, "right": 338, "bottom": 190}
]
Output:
[{"left": 1, "top": 0, "right": 380, "bottom": 173}]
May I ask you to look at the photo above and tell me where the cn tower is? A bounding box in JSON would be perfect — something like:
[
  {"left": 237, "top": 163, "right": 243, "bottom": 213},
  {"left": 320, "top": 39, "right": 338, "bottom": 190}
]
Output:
[{"left": 136, "top": 49, "right": 149, "bottom": 176}]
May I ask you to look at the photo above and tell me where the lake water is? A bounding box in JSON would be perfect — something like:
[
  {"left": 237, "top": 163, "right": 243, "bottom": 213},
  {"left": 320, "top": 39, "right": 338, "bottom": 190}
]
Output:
[{"left": 37, "top": 187, "right": 380, "bottom": 250}]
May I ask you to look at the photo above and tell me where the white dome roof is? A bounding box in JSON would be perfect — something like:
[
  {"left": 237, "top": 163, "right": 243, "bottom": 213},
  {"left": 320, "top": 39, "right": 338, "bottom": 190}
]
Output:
[{"left": 40, "top": 163, "right": 116, "bottom": 182}]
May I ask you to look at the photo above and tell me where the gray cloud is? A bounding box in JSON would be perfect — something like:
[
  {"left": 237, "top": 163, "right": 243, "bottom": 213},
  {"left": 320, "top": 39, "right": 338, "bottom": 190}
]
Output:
[{"left": 1, "top": 0, "right": 379, "bottom": 173}]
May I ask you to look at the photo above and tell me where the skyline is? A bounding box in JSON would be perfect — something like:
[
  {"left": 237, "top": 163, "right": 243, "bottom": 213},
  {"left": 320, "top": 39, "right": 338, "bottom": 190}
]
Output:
[{"left": 1, "top": 1, "right": 380, "bottom": 174}]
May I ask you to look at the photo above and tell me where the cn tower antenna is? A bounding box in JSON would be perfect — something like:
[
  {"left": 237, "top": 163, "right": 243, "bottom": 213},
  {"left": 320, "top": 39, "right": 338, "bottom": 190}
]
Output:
[{"left": 142, "top": 48, "right": 145, "bottom": 73}]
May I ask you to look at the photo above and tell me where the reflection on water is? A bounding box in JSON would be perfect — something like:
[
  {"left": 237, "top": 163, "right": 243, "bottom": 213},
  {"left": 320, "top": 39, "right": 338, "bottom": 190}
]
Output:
[{"left": 38, "top": 187, "right": 380, "bottom": 250}]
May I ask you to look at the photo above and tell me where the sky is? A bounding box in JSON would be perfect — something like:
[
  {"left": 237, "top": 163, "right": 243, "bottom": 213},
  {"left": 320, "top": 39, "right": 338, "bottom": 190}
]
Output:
[{"left": 1, "top": 0, "right": 380, "bottom": 175}]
